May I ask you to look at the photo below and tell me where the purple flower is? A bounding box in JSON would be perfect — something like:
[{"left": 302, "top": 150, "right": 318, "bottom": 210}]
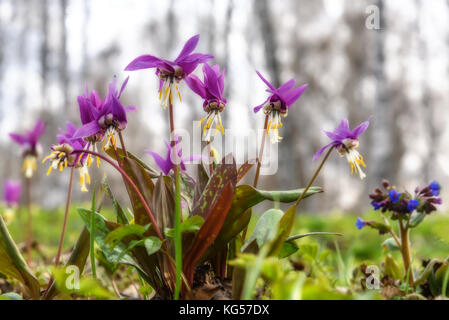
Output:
[
  {"left": 429, "top": 181, "right": 440, "bottom": 197},
  {"left": 388, "top": 190, "right": 401, "bottom": 203},
  {"left": 253, "top": 71, "right": 308, "bottom": 143},
  {"left": 185, "top": 63, "right": 226, "bottom": 141},
  {"left": 313, "top": 118, "right": 371, "bottom": 180},
  {"left": 43, "top": 122, "right": 91, "bottom": 192},
  {"left": 125, "top": 34, "right": 213, "bottom": 108},
  {"left": 355, "top": 217, "right": 366, "bottom": 230},
  {"left": 3, "top": 180, "right": 21, "bottom": 207},
  {"left": 73, "top": 76, "right": 135, "bottom": 151},
  {"left": 407, "top": 199, "right": 419, "bottom": 212},
  {"left": 9, "top": 118, "right": 46, "bottom": 178},
  {"left": 145, "top": 139, "right": 201, "bottom": 176}
]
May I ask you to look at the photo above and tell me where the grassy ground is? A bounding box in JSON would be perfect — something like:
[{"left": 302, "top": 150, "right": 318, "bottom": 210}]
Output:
[{"left": 4, "top": 205, "right": 449, "bottom": 299}]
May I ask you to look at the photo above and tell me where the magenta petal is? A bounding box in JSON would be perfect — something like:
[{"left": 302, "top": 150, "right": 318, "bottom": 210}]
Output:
[
  {"left": 125, "top": 55, "right": 165, "bottom": 71},
  {"left": 256, "top": 71, "right": 276, "bottom": 90},
  {"left": 175, "top": 34, "right": 200, "bottom": 61},
  {"left": 110, "top": 96, "right": 127, "bottom": 126},
  {"left": 72, "top": 121, "right": 101, "bottom": 139},
  {"left": 118, "top": 76, "right": 130, "bottom": 99},
  {"left": 283, "top": 84, "right": 308, "bottom": 107},
  {"left": 351, "top": 118, "right": 371, "bottom": 138},
  {"left": 253, "top": 97, "right": 270, "bottom": 113},
  {"left": 4, "top": 180, "right": 21, "bottom": 206},
  {"left": 277, "top": 79, "right": 296, "bottom": 94},
  {"left": 145, "top": 150, "right": 172, "bottom": 175},
  {"left": 185, "top": 74, "right": 206, "bottom": 98},
  {"left": 78, "top": 95, "right": 96, "bottom": 125},
  {"left": 9, "top": 133, "right": 27, "bottom": 145},
  {"left": 30, "top": 119, "right": 46, "bottom": 140},
  {"left": 125, "top": 105, "right": 137, "bottom": 113},
  {"left": 313, "top": 141, "right": 338, "bottom": 161},
  {"left": 203, "top": 63, "right": 221, "bottom": 99}
]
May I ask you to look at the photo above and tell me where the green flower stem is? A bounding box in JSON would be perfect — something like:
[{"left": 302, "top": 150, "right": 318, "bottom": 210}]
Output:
[
  {"left": 168, "top": 83, "right": 182, "bottom": 300},
  {"left": 294, "top": 146, "right": 334, "bottom": 207},
  {"left": 25, "top": 176, "right": 33, "bottom": 265},
  {"left": 90, "top": 182, "right": 97, "bottom": 279},
  {"left": 399, "top": 218, "right": 414, "bottom": 284}
]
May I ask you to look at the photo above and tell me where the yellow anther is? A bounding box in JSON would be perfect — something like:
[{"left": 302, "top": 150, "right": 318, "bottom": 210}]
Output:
[
  {"left": 47, "top": 165, "right": 53, "bottom": 176},
  {"left": 176, "top": 85, "right": 182, "bottom": 102},
  {"left": 96, "top": 156, "right": 101, "bottom": 168}
]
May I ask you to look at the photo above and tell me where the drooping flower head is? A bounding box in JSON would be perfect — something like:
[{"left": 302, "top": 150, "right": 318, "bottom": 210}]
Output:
[
  {"left": 313, "top": 118, "right": 371, "bottom": 180},
  {"left": 185, "top": 63, "right": 226, "bottom": 141},
  {"left": 9, "top": 119, "right": 46, "bottom": 178},
  {"left": 73, "top": 76, "right": 136, "bottom": 151},
  {"left": 43, "top": 121, "right": 91, "bottom": 192},
  {"left": 253, "top": 71, "right": 308, "bottom": 143},
  {"left": 125, "top": 34, "right": 213, "bottom": 109},
  {"left": 145, "top": 138, "right": 201, "bottom": 176}
]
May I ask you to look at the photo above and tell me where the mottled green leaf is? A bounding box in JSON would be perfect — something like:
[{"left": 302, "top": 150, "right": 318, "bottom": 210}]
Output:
[
  {"left": 105, "top": 224, "right": 148, "bottom": 250},
  {"left": 164, "top": 215, "right": 204, "bottom": 238},
  {"left": 0, "top": 215, "right": 40, "bottom": 299},
  {"left": 102, "top": 177, "right": 128, "bottom": 224},
  {"left": 241, "top": 209, "right": 283, "bottom": 251}
]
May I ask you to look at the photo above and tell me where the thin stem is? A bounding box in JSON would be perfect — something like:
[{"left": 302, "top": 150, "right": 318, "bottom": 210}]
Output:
[
  {"left": 54, "top": 166, "right": 75, "bottom": 266},
  {"left": 90, "top": 182, "right": 97, "bottom": 279},
  {"left": 294, "top": 146, "right": 334, "bottom": 207},
  {"left": 118, "top": 131, "right": 128, "bottom": 158},
  {"left": 380, "top": 212, "right": 401, "bottom": 247},
  {"left": 241, "top": 115, "right": 269, "bottom": 241},
  {"left": 25, "top": 177, "right": 33, "bottom": 265},
  {"left": 168, "top": 82, "right": 182, "bottom": 300},
  {"left": 71, "top": 150, "right": 163, "bottom": 240},
  {"left": 253, "top": 114, "right": 269, "bottom": 188}
]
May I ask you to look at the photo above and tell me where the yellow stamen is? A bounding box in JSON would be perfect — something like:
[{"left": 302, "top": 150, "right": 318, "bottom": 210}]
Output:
[
  {"left": 47, "top": 165, "right": 53, "bottom": 176},
  {"left": 176, "top": 85, "right": 182, "bottom": 102}
]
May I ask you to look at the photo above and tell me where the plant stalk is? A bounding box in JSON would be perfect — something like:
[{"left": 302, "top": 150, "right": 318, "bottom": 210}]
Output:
[
  {"left": 54, "top": 166, "right": 75, "bottom": 266},
  {"left": 294, "top": 146, "right": 334, "bottom": 207},
  {"left": 168, "top": 81, "right": 182, "bottom": 300},
  {"left": 25, "top": 176, "right": 33, "bottom": 265},
  {"left": 399, "top": 219, "right": 414, "bottom": 284}
]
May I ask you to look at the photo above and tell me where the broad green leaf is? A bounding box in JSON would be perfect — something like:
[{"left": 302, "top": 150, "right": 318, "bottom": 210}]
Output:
[
  {"left": 382, "top": 237, "right": 400, "bottom": 252},
  {"left": 0, "top": 292, "right": 22, "bottom": 300},
  {"left": 51, "top": 267, "right": 114, "bottom": 300},
  {"left": 409, "top": 211, "right": 427, "bottom": 228},
  {"left": 279, "top": 241, "right": 299, "bottom": 259},
  {"left": 0, "top": 215, "right": 40, "bottom": 299},
  {"left": 164, "top": 215, "right": 204, "bottom": 238},
  {"left": 106, "top": 147, "right": 155, "bottom": 227},
  {"left": 144, "top": 237, "right": 162, "bottom": 256},
  {"left": 102, "top": 177, "right": 129, "bottom": 225},
  {"left": 213, "top": 185, "right": 323, "bottom": 253},
  {"left": 384, "top": 254, "right": 403, "bottom": 280},
  {"left": 241, "top": 209, "right": 283, "bottom": 251},
  {"left": 268, "top": 204, "right": 297, "bottom": 257},
  {"left": 105, "top": 224, "right": 148, "bottom": 250}
]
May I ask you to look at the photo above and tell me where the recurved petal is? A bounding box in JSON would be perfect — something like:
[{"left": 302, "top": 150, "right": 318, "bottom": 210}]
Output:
[
  {"left": 312, "top": 141, "right": 339, "bottom": 161},
  {"left": 72, "top": 121, "right": 101, "bottom": 139},
  {"left": 145, "top": 150, "right": 172, "bottom": 175},
  {"left": 125, "top": 54, "right": 165, "bottom": 71},
  {"left": 9, "top": 133, "right": 28, "bottom": 145},
  {"left": 185, "top": 74, "right": 206, "bottom": 98},
  {"left": 256, "top": 71, "right": 276, "bottom": 90},
  {"left": 175, "top": 34, "right": 200, "bottom": 62},
  {"left": 351, "top": 117, "right": 372, "bottom": 138},
  {"left": 282, "top": 84, "right": 308, "bottom": 107}
]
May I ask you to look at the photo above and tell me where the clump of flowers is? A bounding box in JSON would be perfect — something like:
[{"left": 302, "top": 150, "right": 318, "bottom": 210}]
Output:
[
  {"left": 357, "top": 179, "right": 442, "bottom": 286},
  {"left": 9, "top": 119, "right": 46, "bottom": 178}
]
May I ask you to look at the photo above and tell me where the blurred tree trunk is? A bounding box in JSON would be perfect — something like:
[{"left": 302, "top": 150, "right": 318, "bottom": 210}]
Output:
[
  {"left": 222, "top": 0, "right": 233, "bottom": 125},
  {"left": 40, "top": 0, "right": 49, "bottom": 110},
  {"left": 59, "top": 0, "right": 69, "bottom": 113},
  {"left": 370, "top": 0, "right": 394, "bottom": 183}
]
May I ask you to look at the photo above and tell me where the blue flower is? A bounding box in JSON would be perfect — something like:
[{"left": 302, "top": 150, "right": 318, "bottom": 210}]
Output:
[
  {"left": 388, "top": 190, "right": 401, "bottom": 203},
  {"left": 371, "top": 201, "right": 382, "bottom": 210},
  {"left": 407, "top": 199, "right": 419, "bottom": 212},
  {"left": 430, "top": 181, "right": 440, "bottom": 197},
  {"left": 355, "top": 217, "right": 366, "bottom": 230}
]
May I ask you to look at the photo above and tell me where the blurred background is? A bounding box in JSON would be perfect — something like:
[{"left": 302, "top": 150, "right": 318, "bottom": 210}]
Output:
[{"left": 1, "top": 0, "right": 448, "bottom": 213}]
